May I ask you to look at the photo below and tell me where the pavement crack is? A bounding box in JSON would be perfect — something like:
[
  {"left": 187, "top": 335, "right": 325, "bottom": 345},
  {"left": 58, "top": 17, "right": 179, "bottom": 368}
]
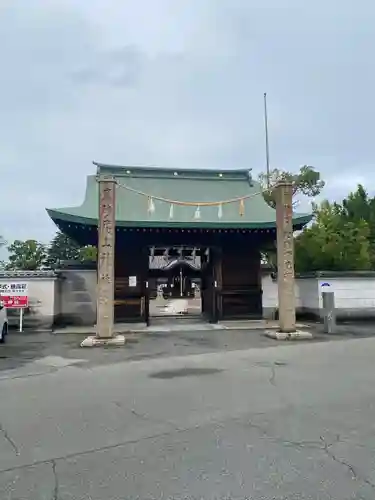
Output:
[
  {"left": 0, "top": 423, "right": 19, "bottom": 456},
  {"left": 51, "top": 459, "right": 59, "bottom": 500},
  {"left": 130, "top": 408, "right": 153, "bottom": 421},
  {"left": 320, "top": 436, "right": 375, "bottom": 490},
  {"left": 269, "top": 364, "right": 276, "bottom": 386},
  {"left": 254, "top": 361, "right": 281, "bottom": 387},
  {"left": 113, "top": 401, "right": 180, "bottom": 430},
  {"left": 245, "top": 419, "right": 322, "bottom": 450},
  {"left": 0, "top": 415, "right": 231, "bottom": 476},
  {"left": 245, "top": 420, "right": 375, "bottom": 488}
]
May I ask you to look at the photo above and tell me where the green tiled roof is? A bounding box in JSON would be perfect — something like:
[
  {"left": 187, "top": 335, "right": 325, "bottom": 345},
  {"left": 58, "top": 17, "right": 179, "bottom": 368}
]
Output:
[{"left": 47, "top": 163, "right": 312, "bottom": 229}]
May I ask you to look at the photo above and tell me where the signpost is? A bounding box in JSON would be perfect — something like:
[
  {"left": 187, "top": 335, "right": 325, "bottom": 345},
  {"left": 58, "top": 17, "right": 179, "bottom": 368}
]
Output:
[
  {"left": 0, "top": 282, "right": 29, "bottom": 332},
  {"left": 321, "top": 283, "right": 336, "bottom": 334}
]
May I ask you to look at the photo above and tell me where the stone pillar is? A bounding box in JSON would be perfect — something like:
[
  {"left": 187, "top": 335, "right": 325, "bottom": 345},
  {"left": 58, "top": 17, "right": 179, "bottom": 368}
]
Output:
[
  {"left": 275, "top": 182, "right": 296, "bottom": 332},
  {"left": 81, "top": 176, "right": 126, "bottom": 347},
  {"left": 96, "top": 176, "right": 116, "bottom": 339}
]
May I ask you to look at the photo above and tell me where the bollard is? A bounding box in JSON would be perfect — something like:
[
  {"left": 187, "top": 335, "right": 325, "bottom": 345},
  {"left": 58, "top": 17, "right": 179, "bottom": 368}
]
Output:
[{"left": 322, "top": 291, "right": 336, "bottom": 334}]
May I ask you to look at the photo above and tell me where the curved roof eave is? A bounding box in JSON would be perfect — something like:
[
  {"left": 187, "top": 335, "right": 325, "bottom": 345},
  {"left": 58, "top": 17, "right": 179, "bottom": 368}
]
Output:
[{"left": 47, "top": 208, "right": 312, "bottom": 230}]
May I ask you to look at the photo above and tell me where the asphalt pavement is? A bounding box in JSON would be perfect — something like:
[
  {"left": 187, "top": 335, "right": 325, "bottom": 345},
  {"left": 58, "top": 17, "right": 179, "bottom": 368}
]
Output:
[{"left": 1, "top": 329, "right": 375, "bottom": 498}]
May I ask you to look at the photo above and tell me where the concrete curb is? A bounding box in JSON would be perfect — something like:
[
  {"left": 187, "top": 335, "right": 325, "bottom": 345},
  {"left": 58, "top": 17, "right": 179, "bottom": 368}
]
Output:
[
  {"left": 50, "top": 322, "right": 311, "bottom": 335},
  {"left": 81, "top": 334, "right": 127, "bottom": 347},
  {"left": 264, "top": 330, "right": 313, "bottom": 341}
]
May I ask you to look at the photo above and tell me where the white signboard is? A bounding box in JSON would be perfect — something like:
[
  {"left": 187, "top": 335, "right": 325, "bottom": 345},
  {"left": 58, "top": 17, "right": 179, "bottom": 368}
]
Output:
[
  {"left": 129, "top": 276, "right": 137, "bottom": 287},
  {"left": 0, "top": 282, "right": 29, "bottom": 332},
  {"left": 0, "top": 282, "right": 28, "bottom": 295}
]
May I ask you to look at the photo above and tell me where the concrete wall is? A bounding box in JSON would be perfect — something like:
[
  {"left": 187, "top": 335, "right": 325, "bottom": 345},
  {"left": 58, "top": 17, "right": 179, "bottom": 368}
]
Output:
[
  {"left": 3, "top": 269, "right": 375, "bottom": 330},
  {"left": 261, "top": 274, "right": 304, "bottom": 319},
  {"left": 56, "top": 268, "right": 97, "bottom": 326},
  {"left": 261, "top": 275, "right": 278, "bottom": 319},
  {"left": 314, "top": 274, "right": 375, "bottom": 320},
  {"left": 0, "top": 268, "right": 97, "bottom": 330},
  {"left": 0, "top": 271, "right": 57, "bottom": 330},
  {"left": 261, "top": 272, "right": 375, "bottom": 321},
  {"left": 57, "top": 270, "right": 375, "bottom": 324}
]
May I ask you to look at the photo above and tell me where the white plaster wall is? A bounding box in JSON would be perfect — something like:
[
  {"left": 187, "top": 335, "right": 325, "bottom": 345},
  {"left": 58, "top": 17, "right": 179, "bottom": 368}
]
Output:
[
  {"left": 261, "top": 275, "right": 301, "bottom": 310},
  {"left": 261, "top": 275, "right": 278, "bottom": 310},
  {"left": 0, "top": 277, "right": 57, "bottom": 329},
  {"left": 4, "top": 272, "right": 375, "bottom": 328},
  {"left": 298, "top": 278, "right": 320, "bottom": 311},
  {"left": 58, "top": 269, "right": 97, "bottom": 325},
  {"left": 317, "top": 278, "right": 375, "bottom": 311}
]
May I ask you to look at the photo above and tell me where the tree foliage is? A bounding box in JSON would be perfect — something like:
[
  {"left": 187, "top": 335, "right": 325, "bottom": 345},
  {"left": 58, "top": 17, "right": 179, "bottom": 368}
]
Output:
[
  {"left": 45, "top": 231, "right": 97, "bottom": 269},
  {"left": 259, "top": 165, "right": 325, "bottom": 269},
  {"left": 339, "top": 184, "right": 375, "bottom": 268},
  {"left": 2, "top": 232, "right": 97, "bottom": 271},
  {"left": 258, "top": 165, "right": 325, "bottom": 208},
  {"left": 45, "top": 231, "right": 81, "bottom": 269},
  {"left": 6, "top": 240, "right": 47, "bottom": 271},
  {"left": 78, "top": 245, "right": 97, "bottom": 263},
  {"left": 295, "top": 193, "right": 373, "bottom": 272}
]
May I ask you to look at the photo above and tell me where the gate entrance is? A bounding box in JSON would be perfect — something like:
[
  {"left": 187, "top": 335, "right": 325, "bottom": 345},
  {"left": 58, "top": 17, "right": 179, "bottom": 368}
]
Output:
[
  {"left": 148, "top": 247, "right": 202, "bottom": 320},
  {"left": 47, "top": 163, "right": 311, "bottom": 328}
]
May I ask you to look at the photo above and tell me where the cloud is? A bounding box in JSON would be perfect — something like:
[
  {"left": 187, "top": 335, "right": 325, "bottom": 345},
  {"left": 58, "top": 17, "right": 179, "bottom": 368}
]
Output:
[{"left": 0, "top": 0, "right": 374, "bottom": 247}]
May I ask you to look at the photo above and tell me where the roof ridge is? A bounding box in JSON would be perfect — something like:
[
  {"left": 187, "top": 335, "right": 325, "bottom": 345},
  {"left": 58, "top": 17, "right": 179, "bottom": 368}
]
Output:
[{"left": 93, "top": 161, "right": 252, "bottom": 175}]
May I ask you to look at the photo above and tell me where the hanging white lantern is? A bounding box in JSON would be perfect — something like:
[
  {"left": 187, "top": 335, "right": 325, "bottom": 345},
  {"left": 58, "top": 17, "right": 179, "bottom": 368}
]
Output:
[
  {"left": 194, "top": 205, "right": 201, "bottom": 220},
  {"left": 148, "top": 197, "right": 155, "bottom": 214},
  {"left": 169, "top": 203, "right": 174, "bottom": 219},
  {"left": 239, "top": 198, "right": 245, "bottom": 216},
  {"left": 218, "top": 203, "right": 223, "bottom": 219}
]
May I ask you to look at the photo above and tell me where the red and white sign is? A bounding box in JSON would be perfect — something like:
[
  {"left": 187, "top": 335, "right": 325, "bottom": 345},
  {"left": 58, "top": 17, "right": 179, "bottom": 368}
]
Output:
[
  {"left": 0, "top": 282, "right": 29, "bottom": 309},
  {"left": 0, "top": 295, "right": 28, "bottom": 308}
]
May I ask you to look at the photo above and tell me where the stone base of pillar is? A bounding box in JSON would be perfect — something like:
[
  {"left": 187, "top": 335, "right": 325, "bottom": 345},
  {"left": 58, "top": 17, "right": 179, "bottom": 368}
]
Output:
[
  {"left": 80, "top": 335, "right": 126, "bottom": 347},
  {"left": 264, "top": 330, "right": 313, "bottom": 341}
]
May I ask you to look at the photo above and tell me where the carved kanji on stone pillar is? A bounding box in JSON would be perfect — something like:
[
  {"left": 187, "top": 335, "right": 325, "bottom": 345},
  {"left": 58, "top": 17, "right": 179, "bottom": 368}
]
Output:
[
  {"left": 275, "top": 182, "right": 296, "bottom": 332},
  {"left": 96, "top": 177, "right": 116, "bottom": 338}
]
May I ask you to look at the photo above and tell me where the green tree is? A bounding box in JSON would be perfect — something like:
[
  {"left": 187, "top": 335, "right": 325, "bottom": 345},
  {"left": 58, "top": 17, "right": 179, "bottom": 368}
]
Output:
[
  {"left": 45, "top": 231, "right": 97, "bottom": 269},
  {"left": 294, "top": 200, "right": 372, "bottom": 272},
  {"left": 0, "top": 236, "right": 6, "bottom": 269},
  {"left": 339, "top": 184, "right": 375, "bottom": 268},
  {"left": 45, "top": 231, "right": 80, "bottom": 269},
  {"left": 6, "top": 239, "right": 47, "bottom": 270},
  {"left": 78, "top": 245, "right": 97, "bottom": 263},
  {"left": 259, "top": 165, "right": 325, "bottom": 268},
  {"left": 258, "top": 165, "right": 325, "bottom": 208}
]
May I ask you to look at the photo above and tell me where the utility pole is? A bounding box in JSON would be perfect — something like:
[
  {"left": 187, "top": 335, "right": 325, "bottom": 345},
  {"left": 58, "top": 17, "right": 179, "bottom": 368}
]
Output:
[{"left": 263, "top": 92, "right": 271, "bottom": 189}]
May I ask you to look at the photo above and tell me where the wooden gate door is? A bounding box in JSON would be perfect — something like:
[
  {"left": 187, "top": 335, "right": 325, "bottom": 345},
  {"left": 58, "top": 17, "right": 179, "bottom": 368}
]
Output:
[
  {"left": 220, "top": 247, "right": 262, "bottom": 320},
  {"left": 201, "top": 247, "right": 222, "bottom": 323},
  {"left": 114, "top": 245, "right": 149, "bottom": 323}
]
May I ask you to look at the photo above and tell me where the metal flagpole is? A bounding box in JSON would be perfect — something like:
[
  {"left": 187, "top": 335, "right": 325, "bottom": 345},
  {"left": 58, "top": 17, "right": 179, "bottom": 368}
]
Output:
[{"left": 263, "top": 92, "right": 271, "bottom": 189}]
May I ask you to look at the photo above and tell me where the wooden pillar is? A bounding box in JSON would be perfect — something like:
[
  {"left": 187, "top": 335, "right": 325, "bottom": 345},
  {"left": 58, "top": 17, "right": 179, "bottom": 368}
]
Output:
[
  {"left": 96, "top": 176, "right": 116, "bottom": 338},
  {"left": 275, "top": 182, "right": 296, "bottom": 332}
]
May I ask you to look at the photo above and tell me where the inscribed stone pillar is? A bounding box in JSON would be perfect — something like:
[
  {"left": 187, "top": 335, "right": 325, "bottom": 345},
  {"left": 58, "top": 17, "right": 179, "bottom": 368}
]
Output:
[
  {"left": 96, "top": 177, "right": 116, "bottom": 338},
  {"left": 275, "top": 182, "right": 296, "bottom": 332}
]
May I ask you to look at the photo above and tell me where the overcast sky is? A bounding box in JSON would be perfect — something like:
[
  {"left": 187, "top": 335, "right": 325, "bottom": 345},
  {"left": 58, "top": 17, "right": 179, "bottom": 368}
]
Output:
[{"left": 0, "top": 0, "right": 374, "bottom": 246}]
